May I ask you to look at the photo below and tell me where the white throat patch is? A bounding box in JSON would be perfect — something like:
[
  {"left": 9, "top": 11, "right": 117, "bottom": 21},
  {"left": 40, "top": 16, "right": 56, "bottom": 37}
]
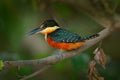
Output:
[{"left": 45, "top": 34, "right": 47, "bottom": 41}]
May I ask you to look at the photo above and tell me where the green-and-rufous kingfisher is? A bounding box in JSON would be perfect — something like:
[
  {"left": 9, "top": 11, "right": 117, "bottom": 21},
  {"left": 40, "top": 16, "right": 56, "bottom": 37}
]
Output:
[{"left": 28, "top": 19, "right": 99, "bottom": 50}]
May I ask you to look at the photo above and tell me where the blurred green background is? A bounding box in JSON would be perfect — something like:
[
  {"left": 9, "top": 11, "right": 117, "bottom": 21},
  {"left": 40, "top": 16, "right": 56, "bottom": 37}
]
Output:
[{"left": 0, "top": 0, "right": 120, "bottom": 80}]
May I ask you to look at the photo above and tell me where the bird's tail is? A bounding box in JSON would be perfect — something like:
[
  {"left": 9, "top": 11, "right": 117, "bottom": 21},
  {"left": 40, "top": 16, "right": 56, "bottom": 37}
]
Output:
[{"left": 83, "top": 34, "right": 99, "bottom": 40}]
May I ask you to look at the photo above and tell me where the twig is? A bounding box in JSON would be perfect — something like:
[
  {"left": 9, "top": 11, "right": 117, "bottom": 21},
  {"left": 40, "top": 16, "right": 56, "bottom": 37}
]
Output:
[{"left": 20, "top": 65, "right": 52, "bottom": 80}]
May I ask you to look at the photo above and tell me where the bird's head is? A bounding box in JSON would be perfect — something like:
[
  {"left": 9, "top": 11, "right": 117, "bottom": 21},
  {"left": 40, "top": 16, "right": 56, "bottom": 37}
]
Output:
[{"left": 28, "top": 20, "right": 60, "bottom": 35}]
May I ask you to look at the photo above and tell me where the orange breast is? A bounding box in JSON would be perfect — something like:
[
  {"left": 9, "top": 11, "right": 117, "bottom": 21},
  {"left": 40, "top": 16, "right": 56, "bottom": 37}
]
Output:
[{"left": 47, "top": 37, "right": 85, "bottom": 50}]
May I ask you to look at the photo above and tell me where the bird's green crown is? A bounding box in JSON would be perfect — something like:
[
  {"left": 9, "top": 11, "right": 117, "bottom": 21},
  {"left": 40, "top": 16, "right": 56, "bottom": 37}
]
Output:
[{"left": 41, "top": 20, "right": 59, "bottom": 28}]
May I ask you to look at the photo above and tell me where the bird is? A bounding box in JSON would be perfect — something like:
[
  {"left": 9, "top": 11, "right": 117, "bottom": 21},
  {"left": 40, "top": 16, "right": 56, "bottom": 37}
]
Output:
[{"left": 28, "top": 19, "right": 99, "bottom": 51}]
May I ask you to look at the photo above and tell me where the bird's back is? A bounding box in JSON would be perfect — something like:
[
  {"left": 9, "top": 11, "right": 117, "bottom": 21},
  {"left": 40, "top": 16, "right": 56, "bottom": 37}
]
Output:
[
  {"left": 47, "top": 28, "right": 85, "bottom": 50},
  {"left": 48, "top": 28, "right": 84, "bottom": 43}
]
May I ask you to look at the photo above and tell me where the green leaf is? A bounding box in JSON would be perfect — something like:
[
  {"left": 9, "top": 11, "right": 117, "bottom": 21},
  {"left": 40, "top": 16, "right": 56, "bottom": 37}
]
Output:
[{"left": 0, "top": 60, "right": 4, "bottom": 70}]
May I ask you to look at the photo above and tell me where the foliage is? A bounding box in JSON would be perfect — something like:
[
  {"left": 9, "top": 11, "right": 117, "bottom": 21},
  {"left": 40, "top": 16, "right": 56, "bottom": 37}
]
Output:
[{"left": 0, "top": 60, "right": 3, "bottom": 70}]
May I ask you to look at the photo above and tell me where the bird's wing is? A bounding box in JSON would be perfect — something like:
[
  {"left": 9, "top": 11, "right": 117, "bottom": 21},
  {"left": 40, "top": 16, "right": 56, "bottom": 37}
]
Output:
[{"left": 49, "top": 28, "right": 84, "bottom": 43}]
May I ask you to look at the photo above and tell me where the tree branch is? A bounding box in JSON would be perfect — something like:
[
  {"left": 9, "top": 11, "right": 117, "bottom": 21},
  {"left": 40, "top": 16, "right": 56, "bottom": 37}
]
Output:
[
  {"left": 3, "top": 27, "right": 113, "bottom": 69},
  {"left": 20, "top": 65, "right": 51, "bottom": 80}
]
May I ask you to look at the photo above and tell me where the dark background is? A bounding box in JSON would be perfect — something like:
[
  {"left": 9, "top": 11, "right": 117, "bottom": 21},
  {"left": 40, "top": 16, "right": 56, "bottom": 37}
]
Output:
[{"left": 0, "top": 0, "right": 120, "bottom": 80}]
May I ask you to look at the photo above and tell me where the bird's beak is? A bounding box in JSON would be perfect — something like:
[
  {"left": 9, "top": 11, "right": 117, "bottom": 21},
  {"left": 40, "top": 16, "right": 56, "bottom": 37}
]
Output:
[{"left": 28, "top": 28, "right": 43, "bottom": 36}]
